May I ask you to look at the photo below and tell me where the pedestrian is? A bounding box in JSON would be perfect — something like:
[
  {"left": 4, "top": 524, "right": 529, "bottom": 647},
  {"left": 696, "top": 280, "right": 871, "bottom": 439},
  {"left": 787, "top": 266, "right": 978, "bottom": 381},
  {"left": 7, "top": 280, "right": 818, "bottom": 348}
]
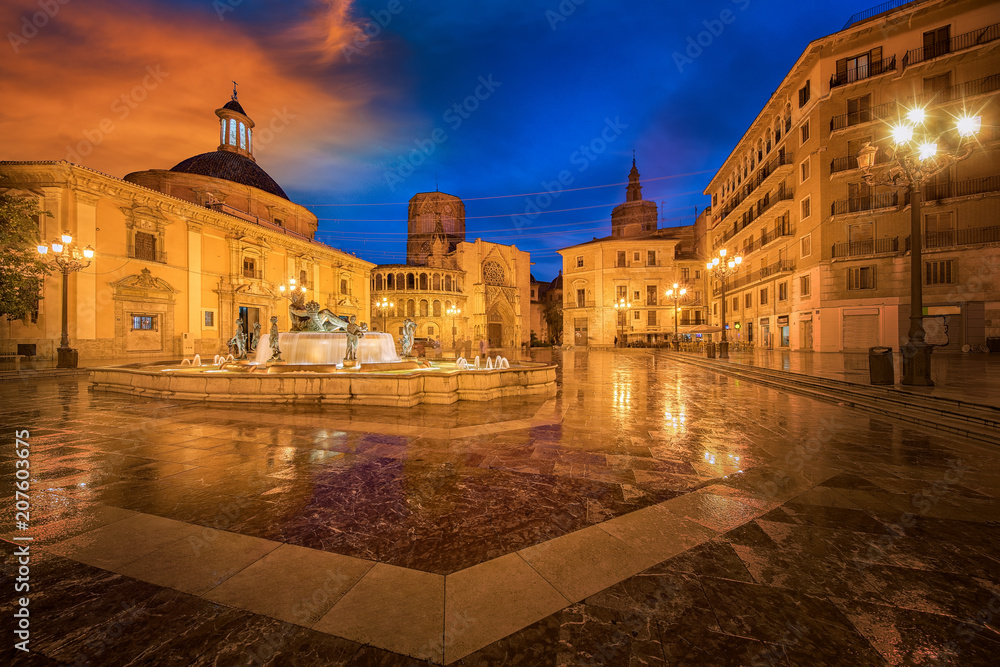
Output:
[
  {"left": 614, "top": 336, "right": 618, "bottom": 347},
  {"left": 479, "top": 338, "right": 487, "bottom": 358}
]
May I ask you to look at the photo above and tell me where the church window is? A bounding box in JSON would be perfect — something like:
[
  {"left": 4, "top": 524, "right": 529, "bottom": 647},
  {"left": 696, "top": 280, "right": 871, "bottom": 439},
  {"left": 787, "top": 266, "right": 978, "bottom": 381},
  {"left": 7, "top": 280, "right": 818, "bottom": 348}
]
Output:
[
  {"left": 341, "top": 278, "right": 349, "bottom": 294},
  {"left": 433, "top": 300, "right": 441, "bottom": 317},
  {"left": 483, "top": 261, "right": 506, "bottom": 286},
  {"left": 247, "top": 128, "right": 252, "bottom": 153},
  {"left": 419, "top": 300, "right": 429, "bottom": 317},
  {"left": 433, "top": 275, "right": 441, "bottom": 291},
  {"left": 133, "top": 232, "right": 157, "bottom": 262},
  {"left": 420, "top": 274, "right": 428, "bottom": 290},
  {"left": 407, "top": 274, "right": 415, "bottom": 289},
  {"left": 445, "top": 275, "right": 452, "bottom": 291},
  {"left": 228, "top": 119, "right": 237, "bottom": 146},
  {"left": 406, "top": 300, "right": 415, "bottom": 317},
  {"left": 239, "top": 123, "right": 246, "bottom": 150}
]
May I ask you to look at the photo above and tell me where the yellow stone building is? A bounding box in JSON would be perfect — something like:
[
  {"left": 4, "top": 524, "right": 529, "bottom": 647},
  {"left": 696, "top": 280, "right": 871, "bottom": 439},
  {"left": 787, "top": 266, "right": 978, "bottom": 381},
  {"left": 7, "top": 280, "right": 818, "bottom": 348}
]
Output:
[
  {"left": 369, "top": 192, "right": 532, "bottom": 353},
  {"left": 558, "top": 162, "right": 709, "bottom": 346},
  {"left": 0, "top": 94, "right": 372, "bottom": 362},
  {"left": 704, "top": 0, "right": 1000, "bottom": 352}
]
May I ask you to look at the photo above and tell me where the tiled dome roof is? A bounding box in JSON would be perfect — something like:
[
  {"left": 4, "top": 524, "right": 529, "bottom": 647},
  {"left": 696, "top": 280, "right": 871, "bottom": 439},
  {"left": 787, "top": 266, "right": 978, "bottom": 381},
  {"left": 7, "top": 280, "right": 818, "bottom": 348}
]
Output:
[
  {"left": 222, "top": 99, "right": 247, "bottom": 115},
  {"left": 170, "top": 150, "right": 288, "bottom": 200}
]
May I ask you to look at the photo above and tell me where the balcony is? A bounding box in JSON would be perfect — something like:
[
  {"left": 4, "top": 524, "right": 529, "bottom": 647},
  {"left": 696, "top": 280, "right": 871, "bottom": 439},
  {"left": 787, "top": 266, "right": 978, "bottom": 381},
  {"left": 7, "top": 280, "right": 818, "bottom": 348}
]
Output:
[
  {"left": 905, "top": 224, "right": 1000, "bottom": 251},
  {"left": 717, "top": 187, "right": 794, "bottom": 247},
  {"left": 832, "top": 236, "right": 899, "bottom": 258},
  {"left": 831, "top": 147, "right": 890, "bottom": 174},
  {"left": 830, "top": 101, "right": 896, "bottom": 132},
  {"left": 830, "top": 56, "right": 896, "bottom": 88},
  {"left": 921, "top": 174, "right": 1000, "bottom": 202},
  {"left": 831, "top": 192, "right": 898, "bottom": 216},
  {"left": 716, "top": 152, "right": 795, "bottom": 223},
  {"left": 738, "top": 217, "right": 794, "bottom": 255},
  {"left": 713, "top": 259, "right": 795, "bottom": 295},
  {"left": 902, "top": 22, "right": 1000, "bottom": 68},
  {"left": 910, "top": 73, "right": 1000, "bottom": 107},
  {"left": 242, "top": 268, "right": 262, "bottom": 280}
]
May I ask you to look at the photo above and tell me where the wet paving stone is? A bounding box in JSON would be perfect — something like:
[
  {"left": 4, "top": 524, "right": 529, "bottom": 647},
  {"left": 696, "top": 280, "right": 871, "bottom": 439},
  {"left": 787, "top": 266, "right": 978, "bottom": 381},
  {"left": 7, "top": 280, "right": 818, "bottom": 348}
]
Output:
[{"left": 4, "top": 349, "right": 1000, "bottom": 664}]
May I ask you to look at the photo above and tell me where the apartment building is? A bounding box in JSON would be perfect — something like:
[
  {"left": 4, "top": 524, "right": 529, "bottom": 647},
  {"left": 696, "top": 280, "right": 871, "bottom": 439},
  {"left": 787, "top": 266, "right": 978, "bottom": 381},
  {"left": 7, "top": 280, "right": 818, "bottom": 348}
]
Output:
[
  {"left": 559, "top": 161, "right": 709, "bottom": 346},
  {"left": 704, "top": 0, "right": 1000, "bottom": 352}
]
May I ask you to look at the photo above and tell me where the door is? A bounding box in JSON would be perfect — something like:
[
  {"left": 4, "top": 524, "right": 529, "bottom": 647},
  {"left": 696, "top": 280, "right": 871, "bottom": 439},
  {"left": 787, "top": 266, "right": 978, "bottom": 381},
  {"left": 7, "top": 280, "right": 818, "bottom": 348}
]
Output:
[
  {"left": 238, "top": 307, "right": 260, "bottom": 348},
  {"left": 843, "top": 313, "right": 879, "bottom": 350},
  {"left": 800, "top": 321, "right": 813, "bottom": 350},
  {"left": 488, "top": 322, "right": 503, "bottom": 348},
  {"left": 574, "top": 318, "right": 588, "bottom": 346}
]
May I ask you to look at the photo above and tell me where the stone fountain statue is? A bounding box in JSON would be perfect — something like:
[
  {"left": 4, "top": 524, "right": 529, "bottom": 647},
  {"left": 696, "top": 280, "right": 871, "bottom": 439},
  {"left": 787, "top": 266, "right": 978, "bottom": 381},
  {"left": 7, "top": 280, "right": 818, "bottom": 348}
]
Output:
[
  {"left": 288, "top": 295, "right": 349, "bottom": 333},
  {"left": 250, "top": 321, "right": 261, "bottom": 352},
  {"left": 344, "top": 315, "right": 367, "bottom": 363},
  {"left": 267, "top": 316, "right": 282, "bottom": 362},
  {"left": 401, "top": 319, "right": 417, "bottom": 357},
  {"left": 227, "top": 320, "right": 248, "bottom": 359}
]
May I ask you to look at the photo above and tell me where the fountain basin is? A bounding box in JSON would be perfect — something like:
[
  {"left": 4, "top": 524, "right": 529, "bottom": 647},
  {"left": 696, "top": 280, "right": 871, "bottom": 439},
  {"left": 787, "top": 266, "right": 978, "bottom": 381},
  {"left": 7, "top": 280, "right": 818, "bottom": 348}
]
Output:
[
  {"left": 254, "top": 331, "right": 400, "bottom": 365},
  {"left": 89, "top": 360, "right": 557, "bottom": 407}
]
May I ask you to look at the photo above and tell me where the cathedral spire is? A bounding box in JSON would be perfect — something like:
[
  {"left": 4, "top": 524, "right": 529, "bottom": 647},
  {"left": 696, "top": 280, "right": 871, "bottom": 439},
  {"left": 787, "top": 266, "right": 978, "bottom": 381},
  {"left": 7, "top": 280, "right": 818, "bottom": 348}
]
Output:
[{"left": 626, "top": 156, "right": 642, "bottom": 202}]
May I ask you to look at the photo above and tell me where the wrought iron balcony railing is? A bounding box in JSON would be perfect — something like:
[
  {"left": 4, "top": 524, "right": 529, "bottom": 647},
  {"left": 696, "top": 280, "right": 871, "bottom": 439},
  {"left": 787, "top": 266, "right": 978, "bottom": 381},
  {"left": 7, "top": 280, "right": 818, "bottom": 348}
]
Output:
[
  {"left": 831, "top": 192, "right": 898, "bottom": 215},
  {"left": 920, "top": 174, "right": 1000, "bottom": 202},
  {"left": 717, "top": 152, "right": 794, "bottom": 222},
  {"left": 830, "top": 56, "right": 896, "bottom": 88},
  {"left": 905, "top": 225, "right": 1000, "bottom": 251},
  {"left": 830, "top": 101, "right": 896, "bottom": 132},
  {"left": 902, "top": 22, "right": 1000, "bottom": 67},
  {"left": 832, "top": 236, "right": 899, "bottom": 258}
]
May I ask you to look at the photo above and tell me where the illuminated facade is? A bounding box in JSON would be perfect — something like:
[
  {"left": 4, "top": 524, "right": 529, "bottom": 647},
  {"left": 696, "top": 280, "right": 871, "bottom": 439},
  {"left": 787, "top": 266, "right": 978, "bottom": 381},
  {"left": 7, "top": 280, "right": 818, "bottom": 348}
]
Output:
[
  {"left": 558, "top": 162, "right": 709, "bottom": 346},
  {"left": 704, "top": 0, "right": 1000, "bottom": 351},
  {"left": 0, "top": 95, "right": 372, "bottom": 362},
  {"left": 370, "top": 192, "right": 531, "bottom": 352}
]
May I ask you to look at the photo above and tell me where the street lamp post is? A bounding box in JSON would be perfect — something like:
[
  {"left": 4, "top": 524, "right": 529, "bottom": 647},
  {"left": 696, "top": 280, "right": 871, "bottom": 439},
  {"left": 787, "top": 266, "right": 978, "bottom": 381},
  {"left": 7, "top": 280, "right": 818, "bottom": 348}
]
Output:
[
  {"left": 446, "top": 304, "right": 461, "bottom": 352},
  {"left": 36, "top": 232, "right": 95, "bottom": 368},
  {"left": 374, "top": 297, "right": 395, "bottom": 333},
  {"left": 857, "top": 109, "right": 981, "bottom": 386},
  {"left": 613, "top": 297, "right": 631, "bottom": 347},
  {"left": 666, "top": 283, "right": 686, "bottom": 351},
  {"left": 706, "top": 248, "right": 742, "bottom": 360}
]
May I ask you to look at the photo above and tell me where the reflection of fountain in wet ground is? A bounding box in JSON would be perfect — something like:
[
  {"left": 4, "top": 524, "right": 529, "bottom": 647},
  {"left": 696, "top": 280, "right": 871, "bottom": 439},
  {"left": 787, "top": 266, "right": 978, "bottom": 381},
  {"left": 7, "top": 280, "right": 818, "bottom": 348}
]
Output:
[{"left": 253, "top": 332, "right": 400, "bottom": 365}]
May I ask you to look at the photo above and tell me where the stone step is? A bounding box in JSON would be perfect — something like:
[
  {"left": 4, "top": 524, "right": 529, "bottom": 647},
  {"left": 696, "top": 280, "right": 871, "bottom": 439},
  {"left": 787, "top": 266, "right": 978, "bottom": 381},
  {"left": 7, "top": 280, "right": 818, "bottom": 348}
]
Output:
[{"left": 673, "top": 355, "right": 1000, "bottom": 446}]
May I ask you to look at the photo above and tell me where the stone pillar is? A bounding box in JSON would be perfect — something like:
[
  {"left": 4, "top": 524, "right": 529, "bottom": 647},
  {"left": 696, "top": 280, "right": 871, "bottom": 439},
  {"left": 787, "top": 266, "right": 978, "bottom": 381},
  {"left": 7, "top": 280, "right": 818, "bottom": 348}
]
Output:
[
  {"left": 73, "top": 191, "right": 100, "bottom": 347},
  {"left": 187, "top": 221, "right": 203, "bottom": 336}
]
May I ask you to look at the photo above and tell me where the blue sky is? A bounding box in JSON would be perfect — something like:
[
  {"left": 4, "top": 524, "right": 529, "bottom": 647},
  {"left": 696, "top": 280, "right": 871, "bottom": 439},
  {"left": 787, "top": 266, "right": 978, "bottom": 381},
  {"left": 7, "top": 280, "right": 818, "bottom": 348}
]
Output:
[{"left": 1, "top": 0, "right": 870, "bottom": 279}]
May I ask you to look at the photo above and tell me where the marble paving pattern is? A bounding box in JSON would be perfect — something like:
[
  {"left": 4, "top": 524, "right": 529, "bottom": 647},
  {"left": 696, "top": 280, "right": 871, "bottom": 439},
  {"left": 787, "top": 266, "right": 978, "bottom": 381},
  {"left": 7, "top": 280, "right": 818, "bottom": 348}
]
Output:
[{"left": 2, "top": 349, "right": 1000, "bottom": 665}]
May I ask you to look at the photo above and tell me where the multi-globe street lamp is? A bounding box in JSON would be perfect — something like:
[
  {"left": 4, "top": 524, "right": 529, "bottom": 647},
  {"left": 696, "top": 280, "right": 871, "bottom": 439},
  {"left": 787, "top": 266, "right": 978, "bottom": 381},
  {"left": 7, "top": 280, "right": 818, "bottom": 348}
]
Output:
[
  {"left": 857, "top": 108, "right": 981, "bottom": 386},
  {"left": 374, "top": 297, "right": 395, "bottom": 333},
  {"left": 446, "top": 304, "right": 461, "bottom": 351},
  {"left": 706, "top": 248, "right": 742, "bottom": 360},
  {"left": 36, "top": 232, "right": 95, "bottom": 368},
  {"left": 613, "top": 297, "right": 631, "bottom": 347},
  {"left": 666, "top": 283, "right": 686, "bottom": 351}
]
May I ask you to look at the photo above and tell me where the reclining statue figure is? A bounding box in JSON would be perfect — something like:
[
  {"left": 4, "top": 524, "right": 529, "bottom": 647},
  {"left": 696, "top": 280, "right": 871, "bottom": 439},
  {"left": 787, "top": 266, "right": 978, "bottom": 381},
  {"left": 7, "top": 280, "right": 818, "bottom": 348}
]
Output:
[{"left": 288, "top": 297, "right": 349, "bottom": 332}]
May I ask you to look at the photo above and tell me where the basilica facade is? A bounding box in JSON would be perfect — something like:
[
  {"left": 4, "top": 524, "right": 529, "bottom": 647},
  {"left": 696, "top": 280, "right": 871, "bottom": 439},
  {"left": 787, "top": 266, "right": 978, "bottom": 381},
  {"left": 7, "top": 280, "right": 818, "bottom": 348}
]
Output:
[{"left": 0, "top": 94, "right": 372, "bottom": 362}]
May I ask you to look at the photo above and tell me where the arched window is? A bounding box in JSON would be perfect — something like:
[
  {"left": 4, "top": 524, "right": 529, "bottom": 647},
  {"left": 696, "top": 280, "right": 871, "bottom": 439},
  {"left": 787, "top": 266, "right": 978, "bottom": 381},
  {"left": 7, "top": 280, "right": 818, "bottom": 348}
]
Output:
[
  {"left": 433, "top": 274, "right": 441, "bottom": 291},
  {"left": 419, "top": 273, "right": 428, "bottom": 290},
  {"left": 407, "top": 273, "right": 415, "bottom": 289},
  {"left": 375, "top": 275, "right": 383, "bottom": 291},
  {"left": 396, "top": 273, "right": 404, "bottom": 290},
  {"left": 228, "top": 119, "right": 237, "bottom": 146},
  {"left": 433, "top": 300, "right": 441, "bottom": 317},
  {"left": 239, "top": 122, "right": 247, "bottom": 150},
  {"left": 427, "top": 325, "right": 435, "bottom": 337},
  {"left": 483, "top": 260, "right": 506, "bottom": 286},
  {"left": 445, "top": 275, "right": 452, "bottom": 291},
  {"left": 445, "top": 300, "right": 452, "bottom": 311},
  {"left": 386, "top": 273, "right": 394, "bottom": 289},
  {"left": 419, "top": 300, "right": 429, "bottom": 317},
  {"left": 774, "top": 116, "right": 782, "bottom": 141},
  {"left": 406, "top": 300, "right": 415, "bottom": 317}
]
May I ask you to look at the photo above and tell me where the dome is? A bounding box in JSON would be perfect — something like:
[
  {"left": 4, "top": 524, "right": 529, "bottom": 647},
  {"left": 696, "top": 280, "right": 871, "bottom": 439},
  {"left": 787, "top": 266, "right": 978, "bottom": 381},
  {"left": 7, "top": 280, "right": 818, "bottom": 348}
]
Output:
[
  {"left": 169, "top": 150, "right": 289, "bottom": 200},
  {"left": 222, "top": 99, "right": 247, "bottom": 115}
]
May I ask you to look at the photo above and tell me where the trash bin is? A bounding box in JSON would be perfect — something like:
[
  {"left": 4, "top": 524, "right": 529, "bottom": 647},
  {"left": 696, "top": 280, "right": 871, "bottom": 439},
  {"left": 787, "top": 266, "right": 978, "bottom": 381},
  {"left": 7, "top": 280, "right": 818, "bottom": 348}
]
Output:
[
  {"left": 705, "top": 342, "right": 716, "bottom": 359},
  {"left": 868, "top": 346, "right": 894, "bottom": 385}
]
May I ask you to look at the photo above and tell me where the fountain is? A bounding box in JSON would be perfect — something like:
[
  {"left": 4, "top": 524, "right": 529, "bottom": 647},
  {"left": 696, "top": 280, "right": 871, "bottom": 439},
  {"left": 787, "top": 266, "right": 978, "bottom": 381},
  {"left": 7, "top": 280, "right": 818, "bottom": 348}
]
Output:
[{"left": 90, "top": 299, "right": 556, "bottom": 406}]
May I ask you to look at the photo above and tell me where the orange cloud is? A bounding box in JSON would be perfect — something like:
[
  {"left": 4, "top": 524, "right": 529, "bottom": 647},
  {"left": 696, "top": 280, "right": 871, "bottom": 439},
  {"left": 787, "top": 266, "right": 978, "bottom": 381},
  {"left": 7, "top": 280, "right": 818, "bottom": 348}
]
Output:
[{"left": 0, "top": 0, "right": 390, "bottom": 194}]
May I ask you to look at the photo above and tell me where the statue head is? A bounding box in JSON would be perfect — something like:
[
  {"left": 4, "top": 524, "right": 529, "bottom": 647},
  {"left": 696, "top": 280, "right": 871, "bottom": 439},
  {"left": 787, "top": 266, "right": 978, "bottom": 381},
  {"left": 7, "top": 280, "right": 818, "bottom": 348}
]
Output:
[
  {"left": 350, "top": 315, "right": 357, "bottom": 323},
  {"left": 270, "top": 315, "right": 278, "bottom": 324}
]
